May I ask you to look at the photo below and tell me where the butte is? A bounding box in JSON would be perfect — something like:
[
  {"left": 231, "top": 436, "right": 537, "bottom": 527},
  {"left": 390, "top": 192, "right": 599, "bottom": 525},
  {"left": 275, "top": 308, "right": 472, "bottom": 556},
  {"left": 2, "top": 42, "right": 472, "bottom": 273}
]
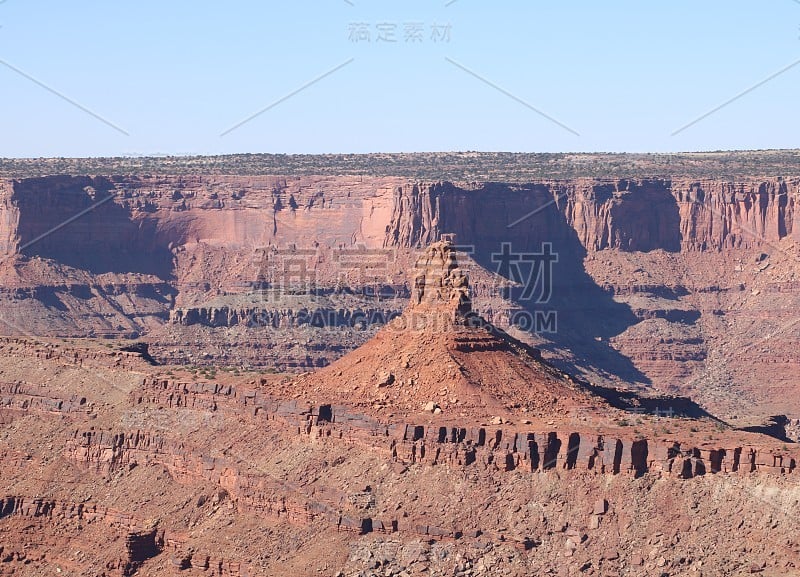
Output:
[{"left": 295, "top": 240, "right": 644, "bottom": 424}]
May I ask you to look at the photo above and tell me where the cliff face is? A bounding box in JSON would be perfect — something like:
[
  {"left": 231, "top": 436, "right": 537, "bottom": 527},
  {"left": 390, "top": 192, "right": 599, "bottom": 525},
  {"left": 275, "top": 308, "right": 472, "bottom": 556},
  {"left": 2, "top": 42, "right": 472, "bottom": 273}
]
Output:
[
  {"left": 0, "top": 180, "right": 20, "bottom": 256},
  {"left": 381, "top": 179, "right": 799, "bottom": 420},
  {"left": 8, "top": 175, "right": 794, "bottom": 270},
  {"left": 383, "top": 178, "right": 798, "bottom": 253},
  {"left": 0, "top": 174, "right": 405, "bottom": 339},
  {"left": 6, "top": 174, "right": 400, "bottom": 267},
  {"left": 1, "top": 174, "right": 798, "bottom": 419}
]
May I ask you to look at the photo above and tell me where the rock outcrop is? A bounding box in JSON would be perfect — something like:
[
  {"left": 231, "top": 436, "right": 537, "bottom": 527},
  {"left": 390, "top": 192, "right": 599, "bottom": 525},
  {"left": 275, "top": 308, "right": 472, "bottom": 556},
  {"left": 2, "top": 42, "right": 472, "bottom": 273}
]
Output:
[
  {"left": 295, "top": 241, "right": 654, "bottom": 418},
  {"left": 126, "top": 378, "right": 800, "bottom": 482},
  {"left": 1, "top": 174, "right": 799, "bottom": 418},
  {"left": 382, "top": 179, "right": 798, "bottom": 253},
  {"left": 1, "top": 311, "right": 799, "bottom": 576}
]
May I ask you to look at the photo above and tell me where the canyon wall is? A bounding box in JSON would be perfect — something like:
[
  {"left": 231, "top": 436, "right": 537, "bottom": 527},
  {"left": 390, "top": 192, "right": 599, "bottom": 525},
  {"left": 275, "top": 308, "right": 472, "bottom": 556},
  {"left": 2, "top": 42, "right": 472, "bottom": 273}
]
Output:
[
  {"left": 4, "top": 175, "right": 795, "bottom": 268},
  {"left": 383, "top": 178, "right": 798, "bottom": 253},
  {"left": 0, "top": 180, "right": 19, "bottom": 256},
  {"left": 1, "top": 175, "right": 798, "bottom": 418},
  {"left": 380, "top": 178, "right": 800, "bottom": 418},
  {"left": 127, "top": 378, "right": 799, "bottom": 481}
]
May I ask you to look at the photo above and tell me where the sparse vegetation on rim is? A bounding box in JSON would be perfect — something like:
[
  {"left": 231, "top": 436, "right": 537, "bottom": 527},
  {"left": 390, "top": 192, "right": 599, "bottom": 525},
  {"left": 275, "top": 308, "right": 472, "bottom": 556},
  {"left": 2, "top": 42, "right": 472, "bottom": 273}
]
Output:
[{"left": 1, "top": 149, "right": 800, "bottom": 180}]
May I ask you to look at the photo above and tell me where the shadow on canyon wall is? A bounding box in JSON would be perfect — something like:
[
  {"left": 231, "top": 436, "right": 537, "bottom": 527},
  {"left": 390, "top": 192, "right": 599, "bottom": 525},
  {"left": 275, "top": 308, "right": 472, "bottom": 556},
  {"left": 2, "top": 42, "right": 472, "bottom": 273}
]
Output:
[
  {"left": 432, "top": 181, "right": 684, "bottom": 386},
  {"left": 14, "top": 176, "right": 173, "bottom": 278}
]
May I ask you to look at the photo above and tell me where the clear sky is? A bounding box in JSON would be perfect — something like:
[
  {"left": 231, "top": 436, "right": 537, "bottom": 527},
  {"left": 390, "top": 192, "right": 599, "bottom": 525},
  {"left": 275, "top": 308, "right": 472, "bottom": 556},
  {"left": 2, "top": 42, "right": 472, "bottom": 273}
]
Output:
[{"left": 0, "top": 1, "right": 798, "bottom": 157}]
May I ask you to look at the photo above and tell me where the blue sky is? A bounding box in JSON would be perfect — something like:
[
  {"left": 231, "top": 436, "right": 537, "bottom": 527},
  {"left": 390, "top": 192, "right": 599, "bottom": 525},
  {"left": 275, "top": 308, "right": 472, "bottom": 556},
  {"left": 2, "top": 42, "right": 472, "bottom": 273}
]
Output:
[{"left": 0, "top": 1, "right": 798, "bottom": 157}]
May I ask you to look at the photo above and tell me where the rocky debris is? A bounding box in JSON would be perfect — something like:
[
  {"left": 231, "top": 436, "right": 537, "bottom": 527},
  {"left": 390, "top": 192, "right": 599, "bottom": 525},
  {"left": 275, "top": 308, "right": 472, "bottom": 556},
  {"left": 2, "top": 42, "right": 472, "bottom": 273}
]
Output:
[
  {"left": 1, "top": 355, "right": 800, "bottom": 576},
  {"left": 377, "top": 372, "right": 395, "bottom": 388},
  {"left": 423, "top": 401, "right": 438, "bottom": 413},
  {"left": 593, "top": 499, "right": 608, "bottom": 515},
  {"left": 787, "top": 418, "right": 800, "bottom": 442}
]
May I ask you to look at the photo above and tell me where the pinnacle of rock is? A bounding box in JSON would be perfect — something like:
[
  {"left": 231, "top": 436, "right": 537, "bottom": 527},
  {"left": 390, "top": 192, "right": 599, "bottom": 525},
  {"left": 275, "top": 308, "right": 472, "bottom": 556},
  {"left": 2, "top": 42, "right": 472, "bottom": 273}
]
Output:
[{"left": 408, "top": 239, "right": 472, "bottom": 325}]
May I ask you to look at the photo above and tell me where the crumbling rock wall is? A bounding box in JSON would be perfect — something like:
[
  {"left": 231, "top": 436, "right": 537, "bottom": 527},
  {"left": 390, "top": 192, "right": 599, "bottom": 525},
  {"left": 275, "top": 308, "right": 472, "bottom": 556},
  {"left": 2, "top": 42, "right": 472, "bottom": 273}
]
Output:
[
  {"left": 0, "top": 496, "right": 163, "bottom": 576},
  {"left": 170, "top": 304, "right": 402, "bottom": 329},
  {"left": 0, "top": 338, "right": 155, "bottom": 370},
  {"left": 0, "top": 381, "right": 89, "bottom": 424},
  {"left": 130, "top": 379, "right": 800, "bottom": 484},
  {"left": 65, "top": 388, "right": 800, "bottom": 554},
  {"left": 383, "top": 179, "right": 799, "bottom": 253},
  {"left": 0, "top": 495, "right": 250, "bottom": 576}
]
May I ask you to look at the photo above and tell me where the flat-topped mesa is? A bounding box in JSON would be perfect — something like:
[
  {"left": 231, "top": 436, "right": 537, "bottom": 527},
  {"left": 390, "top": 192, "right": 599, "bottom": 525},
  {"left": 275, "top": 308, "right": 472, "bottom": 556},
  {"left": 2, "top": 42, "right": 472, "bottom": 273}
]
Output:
[{"left": 406, "top": 240, "right": 472, "bottom": 329}]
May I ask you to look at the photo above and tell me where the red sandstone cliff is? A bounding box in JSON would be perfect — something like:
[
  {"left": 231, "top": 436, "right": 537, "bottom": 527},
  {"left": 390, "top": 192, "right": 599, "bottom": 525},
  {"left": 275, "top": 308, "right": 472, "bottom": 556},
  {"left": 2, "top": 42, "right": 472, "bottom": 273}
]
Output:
[
  {"left": 382, "top": 178, "right": 798, "bottom": 252},
  {"left": 1, "top": 174, "right": 798, "bottom": 419}
]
